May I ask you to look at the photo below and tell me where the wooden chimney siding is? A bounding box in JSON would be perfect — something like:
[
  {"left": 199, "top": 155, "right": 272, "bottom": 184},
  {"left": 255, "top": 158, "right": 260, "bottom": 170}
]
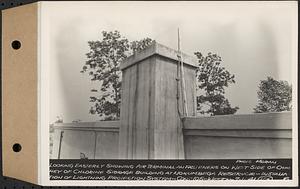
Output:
[{"left": 119, "top": 42, "right": 198, "bottom": 159}]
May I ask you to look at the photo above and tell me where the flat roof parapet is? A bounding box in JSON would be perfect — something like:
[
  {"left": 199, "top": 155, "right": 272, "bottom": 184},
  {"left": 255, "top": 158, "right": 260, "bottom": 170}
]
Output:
[
  {"left": 52, "top": 120, "right": 120, "bottom": 129},
  {"left": 120, "top": 41, "right": 198, "bottom": 70}
]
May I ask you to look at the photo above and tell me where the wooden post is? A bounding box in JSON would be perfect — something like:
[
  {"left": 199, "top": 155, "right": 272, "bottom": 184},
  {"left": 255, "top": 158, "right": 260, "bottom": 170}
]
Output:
[{"left": 119, "top": 42, "right": 197, "bottom": 159}]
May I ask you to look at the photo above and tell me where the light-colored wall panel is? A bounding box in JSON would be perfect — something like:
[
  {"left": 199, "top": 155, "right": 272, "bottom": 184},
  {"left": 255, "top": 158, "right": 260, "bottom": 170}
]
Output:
[
  {"left": 59, "top": 130, "right": 96, "bottom": 159},
  {"left": 95, "top": 131, "right": 119, "bottom": 159},
  {"left": 52, "top": 121, "right": 120, "bottom": 159},
  {"left": 184, "top": 136, "right": 292, "bottom": 159},
  {"left": 183, "top": 112, "right": 292, "bottom": 159}
]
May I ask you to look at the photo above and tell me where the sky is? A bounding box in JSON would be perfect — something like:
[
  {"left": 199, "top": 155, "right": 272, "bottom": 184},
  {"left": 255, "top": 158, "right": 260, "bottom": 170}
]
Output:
[{"left": 41, "top": 1, "right": 298, "bottom": 123}]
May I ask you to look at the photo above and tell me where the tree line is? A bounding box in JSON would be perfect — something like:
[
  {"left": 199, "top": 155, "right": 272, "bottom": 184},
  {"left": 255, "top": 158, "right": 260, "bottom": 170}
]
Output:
[{"left": 81, "top": 30, "right": 292, "bottom": 120}]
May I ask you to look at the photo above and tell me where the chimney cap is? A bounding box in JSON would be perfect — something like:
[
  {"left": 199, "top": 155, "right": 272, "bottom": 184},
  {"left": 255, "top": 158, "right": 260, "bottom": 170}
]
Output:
[{"left": 121, "top": 41, "right": 198, "bottom": 70}]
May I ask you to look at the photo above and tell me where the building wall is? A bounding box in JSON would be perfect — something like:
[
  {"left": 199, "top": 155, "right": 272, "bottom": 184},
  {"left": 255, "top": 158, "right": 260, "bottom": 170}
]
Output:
[
  {"left": 183, "top": 112, "right": 292, "bottom": 159},
  {"left": 51, "top": 112, "right": 292, "bottom": 159},
  {"left": 51, "top": 121, "right": 119, "bottom": 159}
]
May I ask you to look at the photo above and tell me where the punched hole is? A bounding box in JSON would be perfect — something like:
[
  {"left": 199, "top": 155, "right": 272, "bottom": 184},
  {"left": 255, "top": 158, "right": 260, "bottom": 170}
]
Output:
[
  {"left": 11, "top": 40, "right": 21, "bottom": 50},
  {"left": 12, "top": 143, "right": 22, "bottom": 152}
]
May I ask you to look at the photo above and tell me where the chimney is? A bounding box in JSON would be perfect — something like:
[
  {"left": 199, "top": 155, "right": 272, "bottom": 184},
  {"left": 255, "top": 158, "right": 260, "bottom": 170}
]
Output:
[{"left": 119, "top": 42, "right": 197, "bottom": 159}]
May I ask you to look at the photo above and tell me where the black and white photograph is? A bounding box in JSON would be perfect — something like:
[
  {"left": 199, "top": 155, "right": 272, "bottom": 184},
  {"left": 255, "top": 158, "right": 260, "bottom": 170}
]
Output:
[{"left": 42, "top": 1, "right": 298, "bottom": 185}]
